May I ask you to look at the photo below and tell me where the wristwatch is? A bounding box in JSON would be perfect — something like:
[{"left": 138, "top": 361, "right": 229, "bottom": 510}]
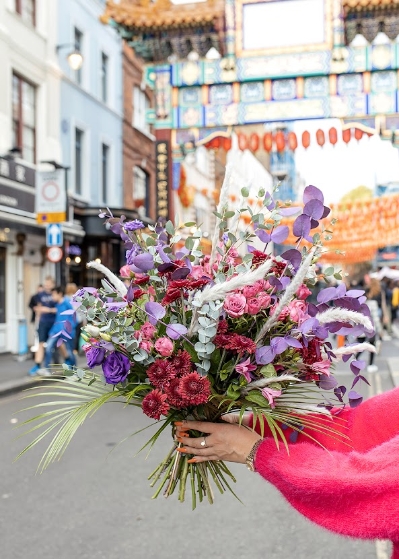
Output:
[{"left": 245, "top": 439, "right": 263, "bottom": 472}]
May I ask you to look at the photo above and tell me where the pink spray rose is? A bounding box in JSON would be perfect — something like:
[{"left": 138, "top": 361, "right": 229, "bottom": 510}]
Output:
[
  {"left": 141, "top": 322, "right": 157, "bottom": 339},
  {"left": 288, "top": 300, "right": 307, "bottom": 322},
  {"left": 120, "top": 265, "right": 133, "bottom": 278},
  {"left": 270, "top": 304, "right": 290, "bottom": 320},
  {"left": 154, "top": 337, "right": 174, "bottom": 357},
  {"left": 257, "top": 292, "right": 272, "bottom": 310},
  {"left": 140, "top": 340, "right": 153, "bottom": 353},
  {"left": 245, "top": 297, "right": 262, "bottom": 315},
  {"left": 223, "top": 293, "right": 247, "bottom": 318},
  {"left": 254, "top": 279, "right": 271, "bottom": 292},
  {"left": 296, "top": 284, "right": 312, "bottom": 300},
  {"left": 243, "top": 285, "right": 260, "bottom": 299}
]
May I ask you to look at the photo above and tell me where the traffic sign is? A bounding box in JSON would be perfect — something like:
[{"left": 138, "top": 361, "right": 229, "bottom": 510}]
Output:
[
  {"left": 36, "top": 170, "right": 66, "bottom": 223},
  {"left": 46, "top": 223, "right": 63, "bottom": 247},
  {"left": 47, "top": 246, "right": 63, "bottom": 263}
]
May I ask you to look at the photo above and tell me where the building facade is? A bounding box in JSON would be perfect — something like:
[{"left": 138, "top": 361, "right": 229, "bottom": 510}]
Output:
[
  {"left": 0, "top": 0, "right": 62, "bottom": 353},
  {"left": 58, "top": 0, "right": 125, "bottom": 286},
  {"left": 122, "top": 42, "right": 156, "bottom": 220}
]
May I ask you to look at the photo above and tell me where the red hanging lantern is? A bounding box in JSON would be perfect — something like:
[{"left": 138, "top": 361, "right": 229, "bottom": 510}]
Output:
[
  {"left": 288, "top": 132, "right": 298, "bottom": 151},
  {"left": 263, "top": 132, "right": 273, "bottom": 153},
  {"left": 329, "top": 127, "right": 338, "bottom": 146},
  {"left": 302, "top": 130, "right": 311, "bottom": 149},
  {"left": 211, "top": 137, "right": 221, "bottom": 149},
  {"left": 223, "top": 137, "right": 232, "bottom": 151},
  {"left": 275, "top": 131, "right": 285, "bottom": 152},
  {"left": 238, "top": 133, "right": 247, "bottom": 151},
  {"left": 249, "top": 133, "right": 260, "bottom": 152},
  {"left": 354, "top": 128, "right": 364, "bottom": 141},
  {"left": 316, "top": 129, "right": 325, "bottom": 147},
  {"left": 343, "top": 129, "right": 351, "bottom": 144}
]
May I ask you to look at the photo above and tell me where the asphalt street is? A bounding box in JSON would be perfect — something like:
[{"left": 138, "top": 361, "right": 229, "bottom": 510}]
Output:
[{"left": 0, "top": 354, "right": 395, "bottom": 559}]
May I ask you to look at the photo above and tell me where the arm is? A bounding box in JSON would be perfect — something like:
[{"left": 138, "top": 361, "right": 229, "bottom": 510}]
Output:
[{"left": 255, "top": 434, "right": 399, "bottom": 543}]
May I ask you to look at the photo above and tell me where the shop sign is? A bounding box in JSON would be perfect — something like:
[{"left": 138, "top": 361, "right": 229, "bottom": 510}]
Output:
[
  {"left": 36, "top": 170, "right": 66, "bottom": 223},
  {"left": 0, "top": 183, "right": 35, "bottom": 213},
  {"left": 0, "top": 157, "right": 35, "bottom": 187},
  {"left": 155, "top": 141, "right": 170, "bottom": 219}
]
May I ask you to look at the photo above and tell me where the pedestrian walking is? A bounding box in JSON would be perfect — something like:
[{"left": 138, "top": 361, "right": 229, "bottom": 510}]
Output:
[
  {"left": 175, "top": 387, "right": 399, "bottom": 559},
  {"left": 41, "top": 286, "right": 76, "bottom": 375},
  {"left": 28, "top": 276, "right": 56, "bottom": 376},
  {"left": 28, "top": 284, "right": 43, "bottom": 324}
]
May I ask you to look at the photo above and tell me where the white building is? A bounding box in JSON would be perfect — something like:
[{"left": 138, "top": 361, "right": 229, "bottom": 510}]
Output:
[{"left": 0, "top": 0, "right": 75, "bottom": 353}]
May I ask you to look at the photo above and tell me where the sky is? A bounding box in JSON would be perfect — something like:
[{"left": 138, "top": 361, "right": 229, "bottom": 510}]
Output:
[{"left": 293, "top": 118, "right": 399, "bottom": 203}]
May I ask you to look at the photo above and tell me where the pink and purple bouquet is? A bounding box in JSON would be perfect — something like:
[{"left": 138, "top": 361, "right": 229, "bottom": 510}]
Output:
[{"left": 18, "top": 170, "right": 374, "bottom": 507}]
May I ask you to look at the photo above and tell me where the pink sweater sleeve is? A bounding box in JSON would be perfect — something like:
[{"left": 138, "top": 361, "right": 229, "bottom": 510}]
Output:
[{"left": 254, "top": 388, "right": 399, "bottom": 557}]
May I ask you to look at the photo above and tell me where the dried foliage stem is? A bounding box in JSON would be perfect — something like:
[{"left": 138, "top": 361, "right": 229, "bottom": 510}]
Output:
[
  {"left": 209, "top": 164, "right": 233, "bottom": 268},
  {"left": 86, "top": 261, "right": 127, "bottom": 297},
  {"left": 255, "top": 248, "right": 316, "bottom": 344}
]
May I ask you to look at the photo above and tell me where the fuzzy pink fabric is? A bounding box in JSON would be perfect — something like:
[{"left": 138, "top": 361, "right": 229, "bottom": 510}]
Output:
[{"left": 253, "top": 388, "right": 399, "bottom": 558}]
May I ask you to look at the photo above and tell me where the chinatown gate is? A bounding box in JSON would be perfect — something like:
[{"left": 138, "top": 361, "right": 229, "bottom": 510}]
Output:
[{"left": 101, "top": 0, "right": 399, "bottom": 263}]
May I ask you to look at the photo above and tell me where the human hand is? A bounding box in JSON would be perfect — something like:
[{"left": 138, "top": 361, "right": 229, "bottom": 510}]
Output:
[{"left": 174, "top": 420, "right": 262, "bottom": 464}]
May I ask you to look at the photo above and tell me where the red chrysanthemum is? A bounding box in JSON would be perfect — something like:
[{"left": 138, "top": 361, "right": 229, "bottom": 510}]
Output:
[
  {"left": 147, "top": 359, "right": 175, "bottom": 389},
  {"left": 178, "top": 372, "right": 211, "bottom": 405},
  {"left": 162, "top": 288, "right": 181, "bottom": 305},
  {"left": 301, "top": 338, "right": 322, "bottom": 365},
  {"left": 217, "top": 319, "right": 229, "bottom": 334},
  {"left": 214, "top": 333, "right": 256, "bottom": 354},
  {"left": 165, "top": 377, "right": 187, "bottom": 409},
  {"left": 133, "top": 275, "right": 150, "bottom": 285},
  {"left": 133, "top": 289, "right": 145, "bottom": 300},
  {"left": 271, "top": 260, "right": 286, "bottom": 277},
  {"left": 252, "top": 250, "right": 269, "bottom": 267},
  {"left": 168, "top": 278, "right": 209, "bottom": 291},
  {"left": 142, "top": 389, "right": 170, "bottom": 420},
  {"left": 168, "top": 350, "right": 192, "bottom": 377}
]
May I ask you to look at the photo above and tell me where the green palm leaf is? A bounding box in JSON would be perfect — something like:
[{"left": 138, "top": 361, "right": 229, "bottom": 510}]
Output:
[{"left": 16, "top": 373, "right": 121, "bottom": 472}]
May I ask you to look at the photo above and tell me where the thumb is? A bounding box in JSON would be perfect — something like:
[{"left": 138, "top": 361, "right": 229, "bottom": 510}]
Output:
[{"left": 221, "top": 412, "right": 241, "bottom": 424}]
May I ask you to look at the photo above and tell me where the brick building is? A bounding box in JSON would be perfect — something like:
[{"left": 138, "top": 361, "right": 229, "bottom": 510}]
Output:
[{"left": 122, "top": 43, "right": 156, "bottom": 220}]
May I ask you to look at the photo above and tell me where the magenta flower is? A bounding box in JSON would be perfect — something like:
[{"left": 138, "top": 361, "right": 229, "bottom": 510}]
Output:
[
  {"left": 261, "top": 387, "right": 282, "bottom": 408},
  {"left": 311, "top": 359, "right": 331, "bottom": 375},
  {"left": 236, "top": 358, "right": 257, "bottom": 382}
]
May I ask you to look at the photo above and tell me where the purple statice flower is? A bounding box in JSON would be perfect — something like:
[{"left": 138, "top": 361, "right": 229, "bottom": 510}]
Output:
[
  {"left": 86, "top": 345, "right": 106, "bottom": 368},
  {"left": 124, "top": 219, "right": 145, "bottom": 231},
  {"left": 102, "top": 352, "right": 131, "bottom": 384},
  {"left": 126, "top": 243, "right": 142, "bottom": 265},
  {"left": 222, "top": 233, "right": 229, "bottom": 245}
]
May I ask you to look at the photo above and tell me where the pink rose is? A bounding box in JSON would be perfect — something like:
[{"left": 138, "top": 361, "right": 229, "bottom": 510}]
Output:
[
  {"left": 191, "top": 265, "right": 212, "bottom": 280},
  {"left": 243, "top": 285, "right": 260, "bottom": 299},
  {"left": 257, "top": 292, "right": 271, "bottom": 310},
  {"left": 270, "top": 304, "right": 289, "bottom": 320},
  {"left": 154, "top": 337, "right": 174, "bottom": 357},
  {"left": 223, "top": 293, "right": 247, "bottom": 318},
  {"left": 140, "top": 340, "right": 153, "bottom": 353},
  {"left": 120, "top": 265, "right": 133, "bottom": 278},
  {"left": 288, "top": 300, "right": 307, "bottom": 322},
  {"left": 254, "top": 279, "right": 271, "bottom": 292},
  {"left": 141, "top": 322, "right": 156, "bottom": 339},
  {"left": 296, "top": 284, "right": 312, "bottom": 300},
  {"left": 245, "top": 297, "right": 262, "bottom": 315}
]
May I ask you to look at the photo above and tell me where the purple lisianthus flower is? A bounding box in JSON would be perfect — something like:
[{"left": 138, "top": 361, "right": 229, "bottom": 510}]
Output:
[
  {"left": 126, "top": 244, "right": 142, "bottom": 265},
  {"left": 124, "top": 219, "right": 145, "bottom": 231},
  {"left": 102, "top": 351, "right": 131, "bottom": 384},
  {"left": 86, "top": 345, "right": 106, "bottom": 369}
]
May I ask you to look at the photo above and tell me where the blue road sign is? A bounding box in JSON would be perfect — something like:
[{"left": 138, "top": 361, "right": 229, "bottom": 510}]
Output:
[{"left": 46, "top": 223, "right": 63, "bottom": 247}]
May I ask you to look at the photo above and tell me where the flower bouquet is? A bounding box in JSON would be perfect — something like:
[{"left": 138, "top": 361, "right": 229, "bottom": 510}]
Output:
[{"left": 18, "top": 167, "right": 374, "bottom": 508}]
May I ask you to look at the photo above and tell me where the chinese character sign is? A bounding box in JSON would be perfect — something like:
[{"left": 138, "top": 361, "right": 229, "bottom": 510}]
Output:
[{"left": 156, "top": 141, "right": 170, "bottom": 220}]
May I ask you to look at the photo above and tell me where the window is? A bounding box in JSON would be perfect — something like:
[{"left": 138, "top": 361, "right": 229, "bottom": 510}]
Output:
[
  {"left": 74, "top": 27, "right": 83, "bottom": 85},
  {"left": 133, "top": 86, "right": 150, "bottom": 134},
  {"left": 101, "top": 52, "right": 108, "bottom": 103},
  {"left": 133, "top": 166, "right": 148, "bottom": 215},
  {"left": 12, "top": 74, "right": 36, "bottom": 163},
  {"left": 15, "top": 0, "right": 35, "bottom": 26},
  {"left": 75, "top": 128, "right": 84, "bottom": 195},
  {"left": 101, "top": 144, "right": 109, "bottom": 203}
]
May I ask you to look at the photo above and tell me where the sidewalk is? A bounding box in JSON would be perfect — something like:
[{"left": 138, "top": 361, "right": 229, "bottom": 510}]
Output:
[
  {"left": 0, "top": 337, "right": 398, "bottom": 397},
  {"left": 0, "top": 352, "right": 87, "bottom": 397}
]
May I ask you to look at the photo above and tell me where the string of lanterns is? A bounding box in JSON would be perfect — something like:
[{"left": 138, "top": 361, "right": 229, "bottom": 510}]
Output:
[{"left": 204, "top": 127, "right": 374, "bottom": 153}]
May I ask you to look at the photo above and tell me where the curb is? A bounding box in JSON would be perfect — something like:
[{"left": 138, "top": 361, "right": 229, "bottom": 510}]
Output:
[
  {"left": 386, "top": 358, "right": 399, "bottom": 388},
  {"left": 0, "top": 377, "right": 41, "bottom": 398}
]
